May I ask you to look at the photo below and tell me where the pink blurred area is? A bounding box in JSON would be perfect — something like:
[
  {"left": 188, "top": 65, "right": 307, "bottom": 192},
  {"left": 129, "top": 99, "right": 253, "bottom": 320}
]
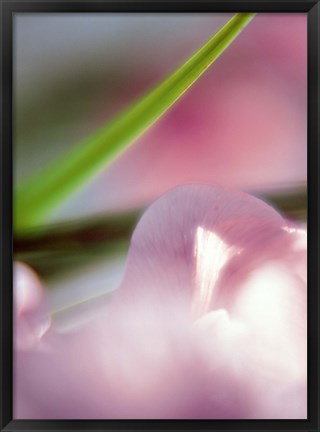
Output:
[
  {"left": 54, "top": 13, "right": 307, "bottom": 219},
  {"left": 14, "top": 186, "right": 307, "bottom": 419}
]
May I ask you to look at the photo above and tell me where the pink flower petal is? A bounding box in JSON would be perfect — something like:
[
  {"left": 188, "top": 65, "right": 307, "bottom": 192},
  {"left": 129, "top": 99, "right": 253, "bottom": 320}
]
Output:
[
  {"left": 13, "top": 262, "right": 51, "bottom": 350},
  {"left": 120, "top": 184, "right": 286, "bottom": 311},
  {"left": 117, "top": 184, "right": 307, "bottom": 417},
  {"left": 15, "top": 185, "right": 307, "bottom": 419}
]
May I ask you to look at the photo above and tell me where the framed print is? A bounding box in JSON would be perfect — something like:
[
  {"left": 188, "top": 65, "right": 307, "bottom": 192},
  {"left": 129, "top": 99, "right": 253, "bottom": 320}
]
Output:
[{"left": 1, "top": 1, "right": 319, "bottom": 431}]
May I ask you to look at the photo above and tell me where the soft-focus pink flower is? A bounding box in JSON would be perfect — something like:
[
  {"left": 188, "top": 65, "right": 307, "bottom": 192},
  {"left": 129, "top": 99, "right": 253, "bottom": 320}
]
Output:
[{"left": 15, "top": 185, "right": 307, "bottom": 419}]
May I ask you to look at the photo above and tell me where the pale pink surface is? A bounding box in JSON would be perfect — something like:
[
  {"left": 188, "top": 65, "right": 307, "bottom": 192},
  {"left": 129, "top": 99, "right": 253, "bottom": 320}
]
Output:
[
  {"left": 56, "top": 14, "right": 307, "bottom": 219},
  {"left": 13, "top": 262, "right": 50, "bottom": 351},
  {"left": 15, "top": 185, "right": 307, "bottom": 419}
]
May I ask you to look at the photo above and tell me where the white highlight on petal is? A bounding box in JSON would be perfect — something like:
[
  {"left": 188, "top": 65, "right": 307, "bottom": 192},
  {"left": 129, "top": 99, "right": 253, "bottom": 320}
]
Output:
[
  {"left": 14, "top": 262, "right": 51, "bottom": 350},
  {"left": 283, "top": 226, "right": 307, "bottom": 248},
  {"left": 283, "top": 226, "right": 306, "bottom": 235},
  {"left": 14, "top": 262, "right": 43, "bottom": 316},
  {"left": 233, "top": 262, "right": 306, "bottom": 381},
  {"left": 192, "top": 226, "right": 236, "bottom": 319}
]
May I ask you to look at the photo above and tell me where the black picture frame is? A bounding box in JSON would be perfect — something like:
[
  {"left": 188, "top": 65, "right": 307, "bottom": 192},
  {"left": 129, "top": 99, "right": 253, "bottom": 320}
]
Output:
[{"left": 1, "top": 1, "right": 319, "bottom": 431}]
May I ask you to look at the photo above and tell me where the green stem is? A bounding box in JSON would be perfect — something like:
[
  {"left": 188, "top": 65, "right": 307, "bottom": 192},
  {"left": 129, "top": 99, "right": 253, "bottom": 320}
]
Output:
[{"left": 15, "top": 13, "right": 255, "bottom": 233}]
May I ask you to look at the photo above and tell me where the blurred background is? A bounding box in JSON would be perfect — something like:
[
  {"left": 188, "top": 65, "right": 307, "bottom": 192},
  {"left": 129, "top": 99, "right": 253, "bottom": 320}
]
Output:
[{"left": 13, "top": 13, "right": 307, "bottom": 328}]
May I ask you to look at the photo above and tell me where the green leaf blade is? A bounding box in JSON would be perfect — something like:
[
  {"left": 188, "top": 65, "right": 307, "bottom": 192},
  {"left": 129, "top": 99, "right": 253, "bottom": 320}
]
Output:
[{"left": 15, "top": 13, "right": 255, "bottom": 233}]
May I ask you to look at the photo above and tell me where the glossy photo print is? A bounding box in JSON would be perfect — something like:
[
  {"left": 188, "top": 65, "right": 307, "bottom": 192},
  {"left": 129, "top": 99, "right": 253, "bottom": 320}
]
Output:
[{"left": 13, "top": 12, "right": 307, "bottom": 420}]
